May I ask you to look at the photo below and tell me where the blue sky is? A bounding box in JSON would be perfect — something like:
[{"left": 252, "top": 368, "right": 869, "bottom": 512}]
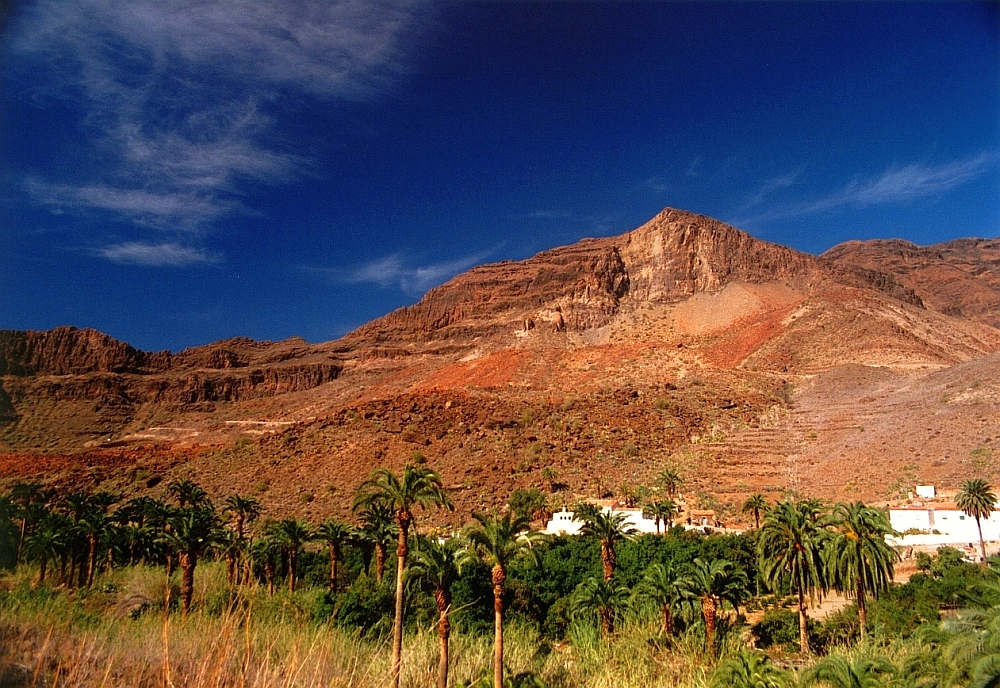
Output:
[{"left": 2, "top": 1, "right": 998, "bottom": 352}]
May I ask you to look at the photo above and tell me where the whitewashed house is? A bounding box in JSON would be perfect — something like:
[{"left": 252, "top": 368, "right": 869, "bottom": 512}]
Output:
[
  {"left": 888, "top": 500, "right": 1000, "bottom": 552},
  {"left": 544, "top": 505, "right": 664, "bottom": 535}
]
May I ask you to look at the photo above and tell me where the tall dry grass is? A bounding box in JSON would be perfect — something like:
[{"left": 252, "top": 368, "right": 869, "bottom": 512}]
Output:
[{"left": 0, "top": 563, "right": 727, "bottom": 687}]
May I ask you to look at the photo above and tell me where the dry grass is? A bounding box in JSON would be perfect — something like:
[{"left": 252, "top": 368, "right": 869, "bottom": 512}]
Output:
[{"left": 0, "top": 563, "right": 733, "bottom": 688}]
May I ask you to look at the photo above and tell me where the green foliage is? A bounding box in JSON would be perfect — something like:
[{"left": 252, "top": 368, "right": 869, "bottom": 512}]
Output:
[{"left": 509, "top": 489, "right": 549, "bottom": 521}]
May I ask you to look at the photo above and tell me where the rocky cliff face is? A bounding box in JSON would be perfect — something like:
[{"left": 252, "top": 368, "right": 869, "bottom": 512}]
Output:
[
  {"left": 824, "top": 237, "right": 1000, "bottom": 328},
  {"left": 344, "top": 208, "right": 923, "bottom": 348}
]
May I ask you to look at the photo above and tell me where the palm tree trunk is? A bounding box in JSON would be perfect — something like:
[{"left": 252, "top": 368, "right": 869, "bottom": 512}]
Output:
[
  {"left": 797, "top": 587, "right": 810, "bottom": 654},
  {"left": 601, "top": 607, "right": 614, "bottom": 636},
  {"left": 975, "top": 516, "right": 986, "bottom": 562},
  {"left": 17, "top": 518, "right": 27, "bottom": 565},
  {"left": 179, "top": 550, "right": 196, "bottom": 616},
  {"left": 86, "top": 534, "right": 97, "bottom": 588},
  {"left": 391, "top": 515, "right": 411, "bottom": 688},
  {"left": 288, "top": 549, "right": 297, "bottom": 592},
  {"left": 38, "top": 557, "right": 47, "bottom": 585},
  {"left": 661, "top": 604, "right": 674, "bottom": 636},
  {"left": 702, "top": 595, "right": 717, "bottom": 656},
  {"left": 856, "top": 578, "right": 867, "bottom": 639},
  {"left": 375, "top": 543, "right": 386, "bottom": 582},
  {"left": 435, "top": 590, "right": 451, "bottom": 688},
  {"left": 329, "top": 548, "right": 339, "bottom": 591},
  {"left": 601, "top": 542, "right": 614, "bottom": 581},
  {"left": 492, "top": 565, "right": 506, "bottom": 688},
  {"left": 225, "top": 552, "right": 236, "bottom": 586}
]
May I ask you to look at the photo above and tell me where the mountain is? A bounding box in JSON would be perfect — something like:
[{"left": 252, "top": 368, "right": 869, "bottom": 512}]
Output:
[{"left": 2, "top": 208, "right": 998, "bottom": 521}]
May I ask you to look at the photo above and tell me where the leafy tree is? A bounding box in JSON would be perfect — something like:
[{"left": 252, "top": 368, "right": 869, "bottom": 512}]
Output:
[
  {"left": 577, "top": 510, "right": 637, "bottom": 581},
  {"left": 708, "top": 649, "right": 794, "bottom": 688},
  {"left": 509, "top": 488, "right": 549, "bottom": 522},
  {"left": 956, "top": 478, "right": 997, "bottom": 562},
  {"left": 267, "top": 518, "right": 314, "bottom": 592},
  {"left": 800, "top": 654, "right": 897, "bottom": 688},
  {"left": 461, "top": 511, "right": 544, "bottom": 688},
  {"left": 159, "top": 505, "right": 220, "bottom": 614},
  {"left": 354, "top": 463, "right": 452, "bottom": 688},
  {"left": 681, "top": 557, "right": 749, "bottom": 656},
  {"left": 632, "top": 561, "right": 692, "bottom": 637},
  {"left": 741, "top": 494, "right": 770, "bottom": 530},
  {"left": 571, "top": 576, "right": 630, "bottom": 636},
  {"left": 826, "top": 501, "right": 899, "bottom": 639},
  {"left": 409, "top": 536, "right": 462, "bottom": 688},
  {"left": 757, "top": 499, "right": 833, "bottom": 654},
  {"left": 316, "top": 519, "right": 356, "bottom": 591}
]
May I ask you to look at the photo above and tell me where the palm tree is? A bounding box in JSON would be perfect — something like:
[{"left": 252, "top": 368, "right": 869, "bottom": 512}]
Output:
[
  {"left": 354, "top": 463, "right": 453, "bottom": 688},
  {"left": 577, "top": 510, "right": 637, "bottom": 580},
  {"left": 10, "top": 481, "right": 48, "bottom": 565},
  {"left": 657, "top": 467, "right": 684, "bottom": 498},
  {"left": 632, "top": 561, "right": 691, "bottom": 637},
  {"left": 316, "top": 519, "right": 356, "bottom": 591},
  {"left": 956, "top": 478, "right": 997, "bottom": 562},
  {"left": 22, "top": 516, "right": 64, "bottom": 585},
  {"left": 741, "top": 494, "right": 770, "bottom": 530},
  {"left": 223, "top": 495, "right": 261, "bottom": 541},
  {"left": 355, "top": 501, "right": 397, "bottom": 582},
  {"left": 757, "top": 499, "right": 833, "bottom": 654},
  {"left": 461, "top": 511, "right": 544, "bottom": 688},
  {"left": 682, "top": 557, "right": 749, "bottom": 656},
  {"left": 158, "top": 505, "right": 220, "bottom": 615},
  {"left": 215, "top": 528, "right": 243, "bottom": 586},
  {"left": 643, "top": 499, "right": 678, "bottom": 534},
  {"left": 943, "top": 578, "right": 1000, "bottom": 688},
  {"left": 267, "top": 518, "right": 314, "bottom": 592},
  {"left": 408, "top": 536, "right": 462, "bottom": 688},
  {"left": 708, "top": 649, "right": 794, "bottom": 688},
  {"left": 0, "top": 496, "right": 19, "bottom": 570},
  {"left": 800, "top": 654, "right": 897, "bottom": 688},
  {"left": 826, "top": 501, "right": 899, "bottom": 639},
  {"left": 572, "top": 576, "right": 631, "bottom": 637},
  {"left": 167, "top": 479, "right": 209, "bottom": 508}
]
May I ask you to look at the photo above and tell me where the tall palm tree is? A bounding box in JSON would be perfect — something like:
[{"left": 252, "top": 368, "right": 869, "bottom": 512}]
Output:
[
  {"left": 354, "top": 463, "right": 453, "bottom": 688},
  {"left": 572, "top": 576, "right": 631, "bottom": 637},
  {"left": 642, "top": 500, "right": 678, "bottom": 534},
  {"left": 826, "top": 501, "right": 899, "bottom": 639},
  {"left": 22, "top": 515, "right": 64, "bottom": 585},
  {"left": 267, "top": 518, "right": 314, "bottom": 592},
  {"left": 355, "top": 501, "right": 397, "bottom": 582},
  {"left": 578, "top": 510, "right": 637, "bottom": 581},
  {"left": 158, "top": 505, "right": 220, "bottom": 615},
  {"left": 167, "top": 479, "right": 209, "bottom": 508},
  {"left": 757, "top": 499, "right": 834, "bottom": 655},
  {"left": 800, "top": 654, "right": 897, "bottom": 688},
  {"left": 943, "top": 578, "right": 1000, "bottom": 688},
  {"left": 956, "top": 478, "right": 997, "bottom": 562},
  {"left": 461, "top": 511, "right": 544, "bottom": 688},
  {"left": 708, "top": 649, "right": 794, "bottom": 688},
  {"left": 316, "top": 519, "right": 356, "bottom": 591},
  {"left": 657, "top": 467, "right": 684, "bottom": 499},
  {"left": 408, "top": 536, "right": 462, "bottom": 688},
  {"left": 741, "top": 494, "right": 770, "bottom": 530},
  {"left": 10, "top": 481, "right": 48, "bottom": 565},
  {"left": 215, "top": 528, "right": 243, "bottom": 586},
  {"left": 632, "top": 561, "right": 692, "bottom": 637},
  {"left": 682, "top": 557, "right": 749, "bottom": 656},
  {"left": 223, "top": 495, "right": 261, "bottom": 541}
]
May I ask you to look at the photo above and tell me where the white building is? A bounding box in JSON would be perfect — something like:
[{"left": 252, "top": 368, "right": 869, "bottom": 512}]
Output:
[
  {"left": 888, "top": 501, "right": 1000, "bottom": 552},
  {"left": 544, "top": 506, "right": 665, "bottom": 536}
]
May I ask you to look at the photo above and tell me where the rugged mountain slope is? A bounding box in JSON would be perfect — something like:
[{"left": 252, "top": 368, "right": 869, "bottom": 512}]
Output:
[
  {"left": 824, "top": 237, "right": 1000, "bottom": 328},
  {"left": 2, "top": 208, "right": 998, "bottom": 521}
]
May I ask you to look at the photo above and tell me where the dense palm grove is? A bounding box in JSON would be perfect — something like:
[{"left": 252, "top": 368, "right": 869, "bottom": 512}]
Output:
[{"left": 0, "top": 467, "right": 997, "bottom": 688}]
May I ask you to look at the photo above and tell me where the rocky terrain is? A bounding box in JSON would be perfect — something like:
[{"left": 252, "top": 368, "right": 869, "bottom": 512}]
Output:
[{"left": 2, "top": 208, "right": 998, "bottom": 523}]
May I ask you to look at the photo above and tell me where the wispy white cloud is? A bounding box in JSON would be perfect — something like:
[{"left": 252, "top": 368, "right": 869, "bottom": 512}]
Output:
[
  {"left": 97, "top": 242, "right": 217, "bottom": 266},
  {"left": 318, "top": 252, "right": 490, "bottom": 295},
  {"left": 9, "top": 0, "right": 424, "bottom": 258},
  {"left": 733, "top": 153, "right": 998, "bottom": 227}
]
